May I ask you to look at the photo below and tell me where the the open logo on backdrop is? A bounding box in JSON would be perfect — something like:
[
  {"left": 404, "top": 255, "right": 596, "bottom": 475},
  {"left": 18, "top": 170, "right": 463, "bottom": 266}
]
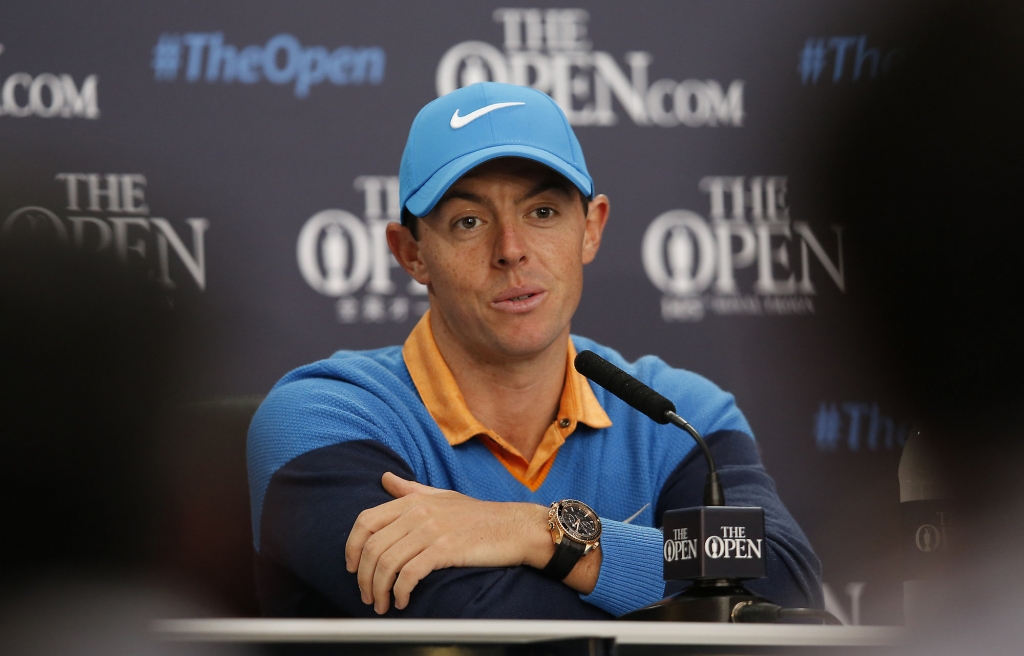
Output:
[
  {"left": 2, "top": 174, "right": 208, "bottom": 292},
  {"left": 436, "top": 8, "right": 743, "bottom": 128},
  {"left": 297, "top": 176, "right": 427, "bottom": 324},
  {"left": 642, "top": 176, "right": 845, "bottom": 322}
]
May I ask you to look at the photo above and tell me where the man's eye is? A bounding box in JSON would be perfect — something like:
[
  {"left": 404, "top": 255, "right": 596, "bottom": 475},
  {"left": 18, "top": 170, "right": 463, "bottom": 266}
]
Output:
[
  {"left": 531, "top": 207, "right": 555, "bottom": 219},
  {"left": 456, "top": 217, "right": 480, "bottom": 230}
]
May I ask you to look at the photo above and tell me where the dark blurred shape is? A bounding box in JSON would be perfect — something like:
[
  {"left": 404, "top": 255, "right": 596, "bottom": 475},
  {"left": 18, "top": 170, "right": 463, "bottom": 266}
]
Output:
[
  {"left": 158, "top": 396, "right": 264, "bottom": 617},
  {"left": 0, "top": 232, "right": 264, "bottom": 617},
  {"left": 830, "top": 2, "right": 1024, "bottom": 502},
  {"left": 825, "top": 0, "right": 1024, "bottom": 647},
  {"left": 0, "top": 239, "right": 178, "bottom": 577},
  {"left": 0, "top": 237, "right": 259, "bottom": 652}
]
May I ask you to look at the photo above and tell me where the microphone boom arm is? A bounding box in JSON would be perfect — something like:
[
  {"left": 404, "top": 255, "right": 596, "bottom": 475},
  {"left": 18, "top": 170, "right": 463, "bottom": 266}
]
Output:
[
  {"left": 665, "top": 410, "right": 724, "bottom": 507},
  {"left": 574, "top": 350, "right": 725, "bottom": 506}
]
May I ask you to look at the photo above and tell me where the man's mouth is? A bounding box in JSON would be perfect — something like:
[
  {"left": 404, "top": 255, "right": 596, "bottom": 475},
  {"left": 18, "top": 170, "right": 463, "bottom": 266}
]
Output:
[{"left": 492, "top": 287, "right": 547, "bottom": 313}]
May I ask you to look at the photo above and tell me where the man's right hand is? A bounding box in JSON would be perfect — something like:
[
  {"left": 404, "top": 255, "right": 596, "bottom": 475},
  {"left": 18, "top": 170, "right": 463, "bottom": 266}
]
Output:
[
  {"left": 344, "top": 472, "right": 558, "bottom": 614},
  {"left": 346, "top": 472, "right": 598, "bottom": 609}
]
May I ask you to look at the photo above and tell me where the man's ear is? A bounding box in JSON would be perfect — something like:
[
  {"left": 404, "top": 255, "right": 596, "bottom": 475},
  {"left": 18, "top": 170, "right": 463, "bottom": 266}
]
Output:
[
  {"left": 581, "top": 194, "right": 609, "bottom": 265},
  {"left": 386, "top": 222, "right": 431, "bottom": 285}
]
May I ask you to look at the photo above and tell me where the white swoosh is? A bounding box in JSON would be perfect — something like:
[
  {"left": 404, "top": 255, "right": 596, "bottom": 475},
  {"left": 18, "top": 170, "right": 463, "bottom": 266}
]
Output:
[
  {"left": 450, "top": 102, "right": 525, "bottom": 129},
  {"left": 622, "top": 503, "right": 650, "bottom": 525}
]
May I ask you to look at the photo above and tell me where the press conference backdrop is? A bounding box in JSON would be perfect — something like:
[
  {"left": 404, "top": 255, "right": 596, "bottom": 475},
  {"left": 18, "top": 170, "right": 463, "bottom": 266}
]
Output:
[{"left": 0, "top": 1, "right": 925, "bottom": 624}]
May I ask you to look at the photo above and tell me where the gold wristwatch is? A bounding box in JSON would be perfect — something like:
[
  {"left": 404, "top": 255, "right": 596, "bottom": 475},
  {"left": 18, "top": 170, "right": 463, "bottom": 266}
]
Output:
[{"left": 539, "top": 499, "right": 602, "bottom": 581}]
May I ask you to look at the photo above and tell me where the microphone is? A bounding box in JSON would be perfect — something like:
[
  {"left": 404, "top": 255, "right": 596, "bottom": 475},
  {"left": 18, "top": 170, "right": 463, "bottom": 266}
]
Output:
[
  {"left": 574, "top": 350, "right": 764, "bottom": 621},
  {"left": 573, "top": 349, "right": 675, "bottom": 424},
  {"left": 574, "top": 350, "right": 724, "bottom": 507},
  {"left": 574, "top": 350, "right": 839, "bottom": 624}
]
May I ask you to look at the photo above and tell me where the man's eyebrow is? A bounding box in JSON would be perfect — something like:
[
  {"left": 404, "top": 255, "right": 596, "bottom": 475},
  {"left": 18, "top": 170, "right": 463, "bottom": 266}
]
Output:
[
  {"left": 435, "top": 190, "right": 485, "bottom": 210},
  {"left": 435, "top": 179, "right": 572, "bottom": 210},
  {"left": 516, "top": 179, "right": 573, "bottom": 204}
]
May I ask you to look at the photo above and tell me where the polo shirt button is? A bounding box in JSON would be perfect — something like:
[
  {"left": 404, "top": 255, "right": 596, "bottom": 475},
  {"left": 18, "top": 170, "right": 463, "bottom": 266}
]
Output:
[{"left": 559, "top": 418, "right": 571, "bottom": 428}]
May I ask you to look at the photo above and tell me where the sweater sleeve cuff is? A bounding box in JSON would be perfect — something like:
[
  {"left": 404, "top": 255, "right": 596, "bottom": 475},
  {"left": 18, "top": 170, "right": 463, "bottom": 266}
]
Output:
[{"left": 579, "top": 519, "right": 666, "bottom": 617}]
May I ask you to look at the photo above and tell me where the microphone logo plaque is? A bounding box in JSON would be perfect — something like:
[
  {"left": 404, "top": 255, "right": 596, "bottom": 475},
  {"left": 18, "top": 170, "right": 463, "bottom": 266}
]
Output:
[{"left": 661, "top": 506, "right": 766, "bottom": 581}]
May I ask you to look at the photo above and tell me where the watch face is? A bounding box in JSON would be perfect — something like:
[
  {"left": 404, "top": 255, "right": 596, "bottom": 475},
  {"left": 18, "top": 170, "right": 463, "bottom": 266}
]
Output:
[{"left": 557, "top": 500, "right": 602, "bottom": 542}]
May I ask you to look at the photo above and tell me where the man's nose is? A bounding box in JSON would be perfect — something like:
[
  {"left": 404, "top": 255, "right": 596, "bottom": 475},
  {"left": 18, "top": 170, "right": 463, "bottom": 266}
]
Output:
[{"left": 493, "top": 219, "right": 528, "bottom": 268}]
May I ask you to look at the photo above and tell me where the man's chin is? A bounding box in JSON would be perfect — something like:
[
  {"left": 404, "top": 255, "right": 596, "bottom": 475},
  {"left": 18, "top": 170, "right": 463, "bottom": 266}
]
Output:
[{"left": 484, "top": 324, "right": 568, "bottom": 361}]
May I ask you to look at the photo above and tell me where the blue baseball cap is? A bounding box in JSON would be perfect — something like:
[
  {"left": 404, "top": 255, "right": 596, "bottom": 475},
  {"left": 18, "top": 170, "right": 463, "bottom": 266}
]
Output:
[{"left": 399, "top": 82, "right": 593, "bottom": 218}]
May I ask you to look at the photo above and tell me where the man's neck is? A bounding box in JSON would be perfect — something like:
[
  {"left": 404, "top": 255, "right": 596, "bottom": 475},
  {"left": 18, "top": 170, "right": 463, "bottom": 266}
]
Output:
[{"left": 430, "top": 311, "right": 567, "bottom": 463}]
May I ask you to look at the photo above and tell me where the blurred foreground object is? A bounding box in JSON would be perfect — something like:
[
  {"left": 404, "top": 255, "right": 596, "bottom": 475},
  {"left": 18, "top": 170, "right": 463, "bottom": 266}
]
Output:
[
  {"left": 0, "top": 242, "right": 174, "bottom": 576},
  {"left": 826, "top": 0, "right": 1024, "bottom": 650},
  {"left": 0, "top": 241, "right": 249, "bottom": 654},
  {"left": 898, "top": 432, "right": 952, "bottom": 626}
]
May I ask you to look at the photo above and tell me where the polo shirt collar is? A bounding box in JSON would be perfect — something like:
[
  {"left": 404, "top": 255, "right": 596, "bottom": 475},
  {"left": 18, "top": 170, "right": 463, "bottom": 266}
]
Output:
[{"left": 402, "top": 311, "right": 612, "bottom": 448}]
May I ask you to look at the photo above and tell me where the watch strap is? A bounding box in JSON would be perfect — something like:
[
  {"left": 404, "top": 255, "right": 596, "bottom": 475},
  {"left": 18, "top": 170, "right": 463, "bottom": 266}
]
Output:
[{"left": 539, "top": 534, "right": 586, "bottom": 581}]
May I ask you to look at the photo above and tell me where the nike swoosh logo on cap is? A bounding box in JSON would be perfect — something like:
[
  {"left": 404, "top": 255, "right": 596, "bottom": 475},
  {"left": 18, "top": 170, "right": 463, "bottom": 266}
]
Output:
[{"left": 450, "top": 102, "right": 525, "bottom": 129}]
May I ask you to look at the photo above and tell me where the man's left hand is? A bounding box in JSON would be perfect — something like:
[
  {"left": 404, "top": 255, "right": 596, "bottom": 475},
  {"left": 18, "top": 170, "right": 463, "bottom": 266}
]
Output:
[{"left": 344, "top": 472, "right": 556, "bottom": 614}]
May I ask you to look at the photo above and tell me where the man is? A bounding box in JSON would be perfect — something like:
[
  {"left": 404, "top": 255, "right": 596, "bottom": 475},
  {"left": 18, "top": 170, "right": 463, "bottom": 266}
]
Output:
[{"left": 247, "top": 82, "right": 822, "bottom": 619}]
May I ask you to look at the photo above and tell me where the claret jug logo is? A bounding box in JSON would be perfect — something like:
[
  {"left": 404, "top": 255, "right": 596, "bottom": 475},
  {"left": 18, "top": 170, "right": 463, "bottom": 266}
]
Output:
[
  {"left": 436, "top": 8, "right": 743, "bottom": 128},
  {"left": 643, "top": 176, "right": 845, "bottom": 321},
  {"left": 297, "top": 176, "right": 428, "bottom": 324},
  {"left": 664, "top": 527, "right": 699, "bottom": 562},
  {"left": 704, "top": 526, "right": 763, "bottom": 560},
  {"left": 2, "top": 174, "right": 208, "bottom": 291},
  {"left": 0, "top": 44, "right": 99, "bottom": 119}
]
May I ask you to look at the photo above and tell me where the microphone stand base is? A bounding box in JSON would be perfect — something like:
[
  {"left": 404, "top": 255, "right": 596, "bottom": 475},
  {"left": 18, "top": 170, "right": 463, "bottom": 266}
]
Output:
[{"left": 618, "top": 579, "right": 765, "bottom": 623}]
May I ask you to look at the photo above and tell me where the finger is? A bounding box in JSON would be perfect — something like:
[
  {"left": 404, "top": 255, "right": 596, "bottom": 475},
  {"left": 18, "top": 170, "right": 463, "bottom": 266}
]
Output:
[
  {"left": 382, "top": 471, "right": 443, "bottom": 498},
  {"left": 345, "top": 497, "right": 410, "bottom": 573},
  {"left": 370, "top": 531, "right": 433, "bottom": 614},
  {"left": 393, "top": 547, "right": 447, "bottom": 611},
  {"left": 357, "top": 517, "right": 412, "bottom": 607}
]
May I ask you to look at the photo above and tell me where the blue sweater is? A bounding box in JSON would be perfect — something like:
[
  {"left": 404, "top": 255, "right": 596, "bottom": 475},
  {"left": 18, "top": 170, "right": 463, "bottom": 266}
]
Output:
[{"left": 247, "top": 337, "right": 823, "bottom": 618}]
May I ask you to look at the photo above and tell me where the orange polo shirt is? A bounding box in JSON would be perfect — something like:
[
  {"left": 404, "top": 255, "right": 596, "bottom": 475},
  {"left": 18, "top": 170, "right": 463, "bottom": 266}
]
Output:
[{"left": 402, "top": 311, "right": 612, "bottom": 491}]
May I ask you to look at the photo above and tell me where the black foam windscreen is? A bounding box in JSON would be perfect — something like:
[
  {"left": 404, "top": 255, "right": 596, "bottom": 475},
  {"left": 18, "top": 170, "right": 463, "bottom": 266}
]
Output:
[{"left": 574, "top": 350, "right": 675, "bottom": 424}]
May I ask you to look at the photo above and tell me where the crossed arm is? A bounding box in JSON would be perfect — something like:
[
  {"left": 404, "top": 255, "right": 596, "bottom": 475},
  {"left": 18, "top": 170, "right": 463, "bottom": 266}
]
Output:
[
  {"left": 254, "top": 439, "right": 614, "bottom": 619},
  {"left": 255, "top": 432, "right": 822, "bottom": 617},
  {"left": 345, "top": 472, "right": 601, "bottom": 614}
]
